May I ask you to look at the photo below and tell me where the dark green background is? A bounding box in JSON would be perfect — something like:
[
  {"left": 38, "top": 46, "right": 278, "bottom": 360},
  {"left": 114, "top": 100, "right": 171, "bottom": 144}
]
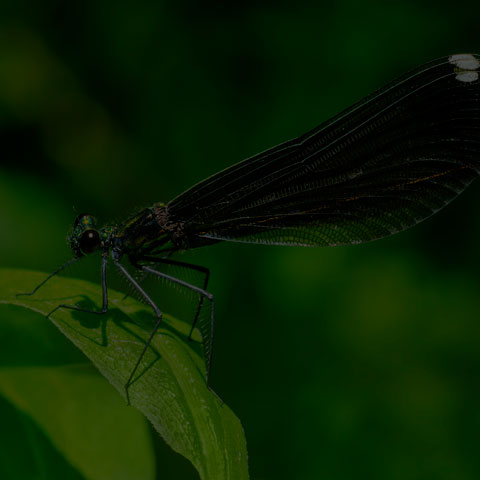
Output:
[{"left": 1, "top": 1, "right": 480, "bottom": 479}]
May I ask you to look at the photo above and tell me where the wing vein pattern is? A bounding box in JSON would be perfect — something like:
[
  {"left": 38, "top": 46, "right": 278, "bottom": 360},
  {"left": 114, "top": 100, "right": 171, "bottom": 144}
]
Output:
[{"left": 168, "top": 54, "right": 480, "bottom": 247}]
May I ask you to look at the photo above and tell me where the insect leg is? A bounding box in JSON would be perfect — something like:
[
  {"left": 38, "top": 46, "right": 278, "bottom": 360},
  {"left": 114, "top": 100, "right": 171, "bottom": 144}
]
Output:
[
  {"left": 46, "top": 254, "right": 109, "bottom": 318},
  {"left": 141, "top": 265, "right": 216, "bottom": 395},
  {"left": 140, "top": 256, "right": 210, "bottom": 341},
  {"left": 121, "top": 253, "right": 175, "bottom": 301},
  {"left": 16, "top": 257, "right": 80, "bottom": 298},
  {"left": 121, "top": 269, "right": 148, "bottom": 301},
  {"left": 114, "top": 259, "right": 163, "bottom": 406}
]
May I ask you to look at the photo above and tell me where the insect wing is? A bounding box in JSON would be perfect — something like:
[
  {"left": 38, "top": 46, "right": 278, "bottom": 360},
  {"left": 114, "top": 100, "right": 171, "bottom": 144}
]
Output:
[{"left": 169, "top": 54, "right": 480, "bottom": 247}]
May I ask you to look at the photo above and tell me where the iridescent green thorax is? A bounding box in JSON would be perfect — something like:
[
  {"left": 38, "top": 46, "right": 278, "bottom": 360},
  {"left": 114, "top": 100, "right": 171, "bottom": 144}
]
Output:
[
  {"left": 114, "top": 202, "right": 173, "bottom": 255},
  {"left": 100, "top": 225, "right": 116, "bottom": 246},
  {"left": 99, "top": 225, "right": 117, "bottom": 248}
]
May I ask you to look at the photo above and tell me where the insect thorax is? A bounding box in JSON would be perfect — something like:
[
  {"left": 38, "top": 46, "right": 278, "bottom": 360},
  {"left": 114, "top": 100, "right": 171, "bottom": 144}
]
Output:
[{"left": 114, "top": 202, "right": 186, "bottom": 255}]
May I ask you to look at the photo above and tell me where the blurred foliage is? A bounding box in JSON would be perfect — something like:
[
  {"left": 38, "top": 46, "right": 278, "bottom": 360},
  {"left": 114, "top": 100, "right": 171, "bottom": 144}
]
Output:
[{"left": 1, "top": 1, "right": 480, "bottom": 479}]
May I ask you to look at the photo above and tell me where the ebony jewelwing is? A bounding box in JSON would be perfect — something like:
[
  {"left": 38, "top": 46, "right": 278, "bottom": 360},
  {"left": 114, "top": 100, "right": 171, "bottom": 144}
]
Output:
[{"left": 17, "top": 53, "right": 480, "bottom": 404}]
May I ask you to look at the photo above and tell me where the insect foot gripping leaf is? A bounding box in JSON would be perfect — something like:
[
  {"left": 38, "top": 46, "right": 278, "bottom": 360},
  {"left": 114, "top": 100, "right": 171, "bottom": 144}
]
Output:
[{"left": 0, "top": 269, "right": 249, "bottom": 480}]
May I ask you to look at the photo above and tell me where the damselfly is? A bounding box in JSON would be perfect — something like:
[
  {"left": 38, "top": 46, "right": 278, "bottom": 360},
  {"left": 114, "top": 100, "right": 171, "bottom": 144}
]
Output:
[{"left": 18, "top": 54, "right": 480, "bottom": 403}]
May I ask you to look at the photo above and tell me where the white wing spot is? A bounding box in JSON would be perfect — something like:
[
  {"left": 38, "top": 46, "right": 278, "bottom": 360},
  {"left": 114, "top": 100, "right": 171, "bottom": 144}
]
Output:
[{"left": 449, "top": 53, "right": 480, "bottom": 82}]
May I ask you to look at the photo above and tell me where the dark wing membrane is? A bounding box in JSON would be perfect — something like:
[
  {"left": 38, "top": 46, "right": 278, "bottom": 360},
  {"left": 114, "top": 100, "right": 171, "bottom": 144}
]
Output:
[{"left": 168, "top": 54, "right": 480, "bottom": 247}]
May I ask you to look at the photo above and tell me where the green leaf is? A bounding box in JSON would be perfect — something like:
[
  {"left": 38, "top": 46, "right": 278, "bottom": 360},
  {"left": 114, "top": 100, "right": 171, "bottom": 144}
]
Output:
[{"left": 0, "top": 268, "right": 249, "bottom": 480}]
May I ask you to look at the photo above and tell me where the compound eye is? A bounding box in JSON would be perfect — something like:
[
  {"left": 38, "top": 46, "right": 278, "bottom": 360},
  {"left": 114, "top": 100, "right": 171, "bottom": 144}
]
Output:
[{"left": 79, "top": 230, "right": 100, "bottom": 254}]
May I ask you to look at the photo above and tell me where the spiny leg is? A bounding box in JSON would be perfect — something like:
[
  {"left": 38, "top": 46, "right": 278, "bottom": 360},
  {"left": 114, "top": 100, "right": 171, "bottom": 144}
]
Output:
[
  {"left": 121, "top": 269, "right": 148, "bottom": 301},
  {"left": 120, "top": 253, "right": 174, "bottom": 302},
  {"left": 114, "top": 260, "right": 164, "bottom": 406},
  {"left": 141, "top": 265, "right": 216, "bottom": 395},
  {"left": 46, "top": 254, "right": 109, "bottom": 319},
  {"left": 16, "top": 257, "right": 80, "bottom": 298},
  {"left": 140, "top": 256, "right": 210, "bottom": 341}
]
